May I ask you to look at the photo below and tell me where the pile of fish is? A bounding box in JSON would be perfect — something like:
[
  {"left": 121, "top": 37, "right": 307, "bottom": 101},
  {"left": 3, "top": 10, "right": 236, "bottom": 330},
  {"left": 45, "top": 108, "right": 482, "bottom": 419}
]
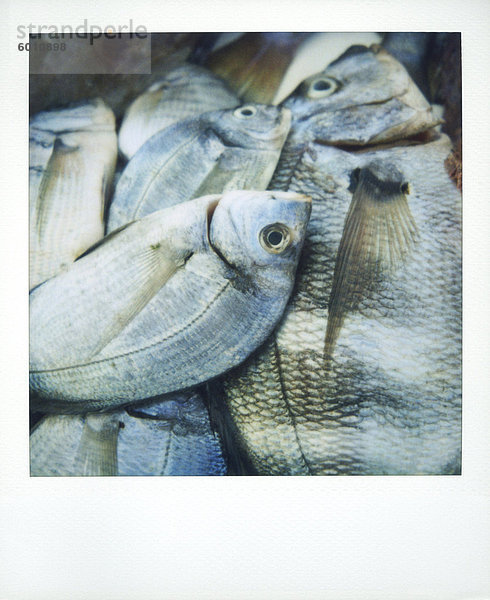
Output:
[{"left": 29, "top": 33, "right": 461, "bottom": 476}]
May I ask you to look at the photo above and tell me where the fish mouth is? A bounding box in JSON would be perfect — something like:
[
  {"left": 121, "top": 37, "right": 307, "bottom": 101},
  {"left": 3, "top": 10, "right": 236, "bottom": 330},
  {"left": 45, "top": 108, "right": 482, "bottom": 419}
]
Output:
[{"left": 313, "top": 127, "right": 441, "bottom": 153}]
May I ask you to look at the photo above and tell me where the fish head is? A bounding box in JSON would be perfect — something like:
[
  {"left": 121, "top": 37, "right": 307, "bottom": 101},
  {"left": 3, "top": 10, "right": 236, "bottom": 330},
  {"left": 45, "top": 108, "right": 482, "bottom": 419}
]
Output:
[
  {"left": 208, "top": 190, "right": 311, "bottom": 295},
  {"left": 210, "top": 104, "right": 292, "bottom": 150},
  {"left": 283, "top": 44, "right": 439, "bottom": 146}
]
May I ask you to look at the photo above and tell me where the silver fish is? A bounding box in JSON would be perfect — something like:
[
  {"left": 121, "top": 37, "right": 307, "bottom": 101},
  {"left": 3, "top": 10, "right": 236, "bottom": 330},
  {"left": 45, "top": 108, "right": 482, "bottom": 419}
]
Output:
[
  {"left": 29, "top": 99, "right": 117, "bottom": 289},
  {"left": 107, "top": 104, "right": 291, "bottom": 232},
  {"left": 118, "top": 64, "right": 240, "bottom": 160},
  {"left": 218, "top": 46, "right": 461, "bottom": 475},
  {"left": 30, "top": 392, "right": 226, "bottom": 476},
  {"left": 30, "top": 190, "right": 311, "bottom": 409}
]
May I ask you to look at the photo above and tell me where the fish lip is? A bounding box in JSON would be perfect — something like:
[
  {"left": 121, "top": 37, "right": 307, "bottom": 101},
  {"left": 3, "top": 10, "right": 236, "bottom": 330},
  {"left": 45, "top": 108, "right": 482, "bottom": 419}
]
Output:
[
  {"left": 292, "top": 95, "right": 397, "bottom": 128},
  {"left": 292, "top": 99, "right": 439, "bottom": 147}
]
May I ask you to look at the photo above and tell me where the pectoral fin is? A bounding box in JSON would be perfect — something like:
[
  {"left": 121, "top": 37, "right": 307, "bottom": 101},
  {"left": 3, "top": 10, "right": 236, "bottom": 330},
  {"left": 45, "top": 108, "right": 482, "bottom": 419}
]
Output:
[
  {"left": 74, "top": 413, "right": 123, "bottom": 476},
  {"left": 35, "top": 138, "right": 80, "bottom": 243},
  {"left": 90, "top": 240, "right": 188, "bottom": 357},
  {"left": 324, "top": 164, "right": 418, "bottom": 363}
]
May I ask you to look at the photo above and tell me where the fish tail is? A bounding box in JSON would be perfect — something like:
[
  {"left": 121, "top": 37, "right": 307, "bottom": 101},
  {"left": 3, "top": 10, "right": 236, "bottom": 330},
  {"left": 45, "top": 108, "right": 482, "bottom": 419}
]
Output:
[{"left": 324, "top": 163, "right": 417, "bottom": 362}]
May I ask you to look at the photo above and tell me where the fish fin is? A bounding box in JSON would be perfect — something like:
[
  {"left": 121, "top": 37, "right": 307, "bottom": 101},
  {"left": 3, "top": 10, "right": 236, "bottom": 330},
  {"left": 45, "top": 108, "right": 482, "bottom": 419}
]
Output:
[
  {"left": 74, "top": 413, "right": 122, "bottom": 476},
  {"left": 324, "top": 170, "right": 418, "bottom": 363},
  {"left": 90, "top": 240, "right": 187, "bottom": 357},
  {"left": 206, "top": 33, "right": 310, "bottom": 104},
  {"left": 35, "top": 138, "right": 80, "bottom": 243},
  {"left": 117, "top": 127, "right": 203, "bottom": 220}
]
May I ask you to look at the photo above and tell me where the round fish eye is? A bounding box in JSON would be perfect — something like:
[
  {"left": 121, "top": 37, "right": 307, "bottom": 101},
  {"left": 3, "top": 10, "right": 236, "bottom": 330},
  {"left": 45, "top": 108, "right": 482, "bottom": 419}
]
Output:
[
  {"left": 307, "top": 76, "right": 338, "bottom": 99},
  {"left": 259, "top": 223, "right": 292, "bottom": 254},
  {"left": 233, "top": 105, "right": 257, "bottom": 119},
  {"left": 401, "top": 182, "right": 410, "bottom": 195}
]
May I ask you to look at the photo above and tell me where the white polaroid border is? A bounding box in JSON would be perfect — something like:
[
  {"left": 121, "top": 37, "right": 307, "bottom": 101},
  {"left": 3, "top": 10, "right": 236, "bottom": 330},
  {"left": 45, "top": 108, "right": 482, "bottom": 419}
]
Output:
[{"left": 1, "top": 1, "right": 489, "bottom": 598}]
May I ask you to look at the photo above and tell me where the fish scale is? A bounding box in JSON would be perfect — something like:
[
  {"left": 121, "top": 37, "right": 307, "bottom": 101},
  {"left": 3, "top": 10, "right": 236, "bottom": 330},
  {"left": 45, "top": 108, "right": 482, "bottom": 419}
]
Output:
[{"left": 222, "top": 134, "right": 461, "bottom": 475}]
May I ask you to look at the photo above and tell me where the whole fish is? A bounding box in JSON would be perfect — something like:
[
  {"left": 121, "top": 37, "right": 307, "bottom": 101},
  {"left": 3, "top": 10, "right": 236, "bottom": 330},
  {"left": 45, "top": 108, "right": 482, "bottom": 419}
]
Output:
[
  {"left": 217, "top": 45, "right": 461, "bottom": 475},
  {"left": 118, "top": 64, "right": 240, "bottom": 160},
  {"left": 107, "top": 104, "right": 291, "bottom": 232},
  {"left": 30, "top": 392, "right": 226, "bottom": 476},
  {"left": 29, "top": 98, "right": 117, "bottom": 289},
  {"left": 30, "top": 190, "right": 311, "bottom": 410}
]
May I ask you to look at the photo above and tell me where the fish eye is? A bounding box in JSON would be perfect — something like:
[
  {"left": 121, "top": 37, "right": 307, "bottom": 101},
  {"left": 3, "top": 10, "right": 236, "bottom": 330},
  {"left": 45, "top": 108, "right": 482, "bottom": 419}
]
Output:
[
  {"left": 401, "top": 182, "right": 410, "bottom": 194},
  {"left": 307, "top": 76, "right": 338, "bottom": 99},
  {"left": 259, "top": 223, "right": 292, "bottom": 254},
  {"left": 234, "top": 105, "right": 257, "bottom": 119}
]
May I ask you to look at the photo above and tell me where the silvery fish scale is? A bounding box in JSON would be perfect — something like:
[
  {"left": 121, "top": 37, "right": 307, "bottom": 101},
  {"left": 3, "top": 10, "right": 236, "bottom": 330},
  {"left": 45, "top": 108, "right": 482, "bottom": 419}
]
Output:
[
  {"left": 221, "top": 135, "right": 461, "bottom": 475},
  {"left": 218, "top": 45, "right": 461, "bottom": 475}
]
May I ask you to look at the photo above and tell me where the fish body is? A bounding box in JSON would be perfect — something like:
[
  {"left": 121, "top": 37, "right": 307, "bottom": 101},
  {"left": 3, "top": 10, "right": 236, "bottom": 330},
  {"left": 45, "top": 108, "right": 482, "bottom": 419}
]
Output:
[
  {"left": 218, "top": 46, "right": 461, "bottom": 475},
  {"left": 118, "top": 64, "right": 240, "bottom": 159},
  {"left": 30, "top": 190, "right": 311, "bottom": 409},
  {"left": 30, "top": 392, "right": 226, "bottom": 476},
  {"left": 107, "top": 104, "right": 291, "bottom": 232},
  {"left": 29, "top": 99, "right": 117, "bottom": 289}
]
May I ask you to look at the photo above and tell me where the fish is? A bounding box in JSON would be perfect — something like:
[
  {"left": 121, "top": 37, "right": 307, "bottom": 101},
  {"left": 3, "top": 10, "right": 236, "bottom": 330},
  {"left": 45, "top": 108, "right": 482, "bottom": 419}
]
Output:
[
  {"left": 118, "top": 64, "right": 240, "bottom": 160},
  {"left": 29, "top": 98, "right": 118, "bottom": 289},
  {"left": 29, "top": 190, "right": 311, "bottom": 410},
  {"left": 216, "top": 45, "right": 461, "bottom": 475},
  {"left": 30, "top": 392, "right": 226, "bottom": 476},
  {"left": 107, "top": 104, "right": 291, "bottom": 232}
]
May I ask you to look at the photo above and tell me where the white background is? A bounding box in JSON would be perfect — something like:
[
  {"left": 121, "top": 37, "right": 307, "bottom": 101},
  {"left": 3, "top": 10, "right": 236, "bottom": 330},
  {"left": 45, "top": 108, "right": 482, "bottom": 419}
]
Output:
[{"left": 1, "top": 1, "right": 489, "bottom": 598}]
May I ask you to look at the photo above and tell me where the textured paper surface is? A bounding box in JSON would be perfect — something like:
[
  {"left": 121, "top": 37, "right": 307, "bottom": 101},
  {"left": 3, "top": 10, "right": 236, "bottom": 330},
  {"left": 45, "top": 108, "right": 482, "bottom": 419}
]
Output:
[{"left": 1, "top": 1, "right": 489, "bottom": 598}]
